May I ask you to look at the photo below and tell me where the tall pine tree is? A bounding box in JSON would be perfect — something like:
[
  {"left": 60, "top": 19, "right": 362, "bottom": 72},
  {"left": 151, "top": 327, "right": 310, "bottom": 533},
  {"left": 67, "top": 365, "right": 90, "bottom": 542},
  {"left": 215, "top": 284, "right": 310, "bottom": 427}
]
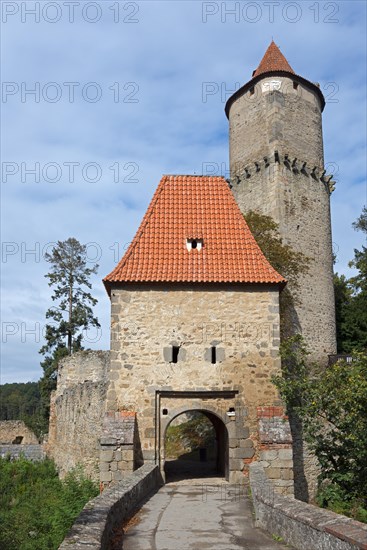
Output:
[{"left": 39, "top": 238, "right": 100, "bottom": 413}]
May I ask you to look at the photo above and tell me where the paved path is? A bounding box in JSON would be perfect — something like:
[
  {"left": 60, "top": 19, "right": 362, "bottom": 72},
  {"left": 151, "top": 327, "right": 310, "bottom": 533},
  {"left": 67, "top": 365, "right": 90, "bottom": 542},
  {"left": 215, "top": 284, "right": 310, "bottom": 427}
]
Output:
[{"left": 123, "top": 478, "right": 292, "bottom": 550}]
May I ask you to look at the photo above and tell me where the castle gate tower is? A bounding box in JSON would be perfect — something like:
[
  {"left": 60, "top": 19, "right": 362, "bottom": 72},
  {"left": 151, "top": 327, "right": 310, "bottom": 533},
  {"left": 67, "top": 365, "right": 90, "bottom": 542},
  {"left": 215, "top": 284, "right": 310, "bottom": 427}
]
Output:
[
  {"left": 103, "top": 175, "right": 291, "bottom": 487},
  {"left": 226, "top": 41, "right": 337, "bottom": 363}
]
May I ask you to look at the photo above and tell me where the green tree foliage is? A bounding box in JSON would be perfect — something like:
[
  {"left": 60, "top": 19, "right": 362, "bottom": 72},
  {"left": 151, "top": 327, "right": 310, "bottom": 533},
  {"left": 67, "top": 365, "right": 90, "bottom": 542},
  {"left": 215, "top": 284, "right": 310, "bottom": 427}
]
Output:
[
  {"left": 0, "top": 383, "right": 47, "bottom": 440},
  {"left": 39, "top": 238, "right": 100, "bottom": 407},
  {"left": 0, "top": 456, "right": 99, "bottom": 550},
  {"left": 350, "top": 206, "right": 367, "bottom": 292},
  {"left": 165, "top": 413, "right": 215, "bottom": 459},
  {"left": 244, "top": 210, "right": 309, "bottom": 289},
  {"left": 273, "top": 336, "right": 367, "bottom": 520},
  {"left": 334, "top": 207, "right": 367, "bottom": 352}
]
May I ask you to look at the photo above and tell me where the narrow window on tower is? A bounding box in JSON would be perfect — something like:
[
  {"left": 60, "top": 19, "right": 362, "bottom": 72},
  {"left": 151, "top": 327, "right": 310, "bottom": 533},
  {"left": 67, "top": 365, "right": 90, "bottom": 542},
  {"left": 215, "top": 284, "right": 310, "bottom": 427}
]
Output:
[
  {"left": 249, "top": 87, "right": 255, "bottom": 96},
  {"left": 172, "top": 346, "right": 179, "bottom": 363},
  {"left": 211, "top": 346, "right": 217, "bottom": 364},
  {"left": 293, "top": 81, "right": 299, "bottom": 90}
]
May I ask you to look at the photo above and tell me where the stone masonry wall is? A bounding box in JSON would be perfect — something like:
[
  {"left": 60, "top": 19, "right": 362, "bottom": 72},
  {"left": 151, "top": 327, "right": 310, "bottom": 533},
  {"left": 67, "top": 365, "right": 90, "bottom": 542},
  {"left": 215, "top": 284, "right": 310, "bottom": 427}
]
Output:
[
  {"left": 56, "top": 350, "right": 110, "bottom": 393},
  {"left": 106, "top": 283, "right": 286, "bottom": 483},
  {"left": 47, "top": 351, "right": 109, "bottom": 481},
  {"left": 250, "top": 462, "right": 367, "bottom": 550},
  {"left": 229, "top": 77, "right": 324, "bottom": 174},
  {"left": 257, "top": 406, "right": 294, "bottom": 496},
  {"left": 0, "top": 420, "right": 39, "bottom": 444},
  {"left": 99, "top": 411, "right": 144, "bottom": 489},
  {"left": 0, "top": 444, "right": 45, "bottom": 461},
  {"left": 231, "top": 158, "right": 336, "bottom": 365}
]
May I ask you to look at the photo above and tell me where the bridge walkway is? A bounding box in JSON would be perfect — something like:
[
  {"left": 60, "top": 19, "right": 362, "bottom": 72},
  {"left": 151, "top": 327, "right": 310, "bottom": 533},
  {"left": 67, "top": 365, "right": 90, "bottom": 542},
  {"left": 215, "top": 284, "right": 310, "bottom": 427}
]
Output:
[{"left": 122, "top": 475, "right": 292, "bottom": 550}]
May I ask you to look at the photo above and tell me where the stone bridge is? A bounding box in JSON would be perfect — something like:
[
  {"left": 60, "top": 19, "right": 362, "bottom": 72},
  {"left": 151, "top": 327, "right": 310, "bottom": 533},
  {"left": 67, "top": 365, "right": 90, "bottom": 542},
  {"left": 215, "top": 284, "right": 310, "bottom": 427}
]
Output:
[{"left": 60, "top": 464, "right": 367, "bottom": 550}]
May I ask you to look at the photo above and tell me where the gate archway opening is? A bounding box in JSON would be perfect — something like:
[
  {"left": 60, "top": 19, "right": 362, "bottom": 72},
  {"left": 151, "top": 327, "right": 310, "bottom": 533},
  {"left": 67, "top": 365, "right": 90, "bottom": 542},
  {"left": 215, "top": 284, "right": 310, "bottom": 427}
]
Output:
[{"left": 163, "top": 410, "right": 228, "bottom": 483}]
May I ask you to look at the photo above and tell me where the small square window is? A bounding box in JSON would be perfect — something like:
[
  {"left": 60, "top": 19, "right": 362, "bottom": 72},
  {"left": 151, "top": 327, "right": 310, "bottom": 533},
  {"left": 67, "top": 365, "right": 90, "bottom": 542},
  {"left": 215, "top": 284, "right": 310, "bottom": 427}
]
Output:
[{"left": 186, "top": 238, "right": 203, "bottom": 251}]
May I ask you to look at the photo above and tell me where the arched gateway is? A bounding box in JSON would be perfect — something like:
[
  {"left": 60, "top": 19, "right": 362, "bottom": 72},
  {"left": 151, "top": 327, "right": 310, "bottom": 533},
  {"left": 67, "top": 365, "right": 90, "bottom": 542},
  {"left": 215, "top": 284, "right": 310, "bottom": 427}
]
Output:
[{"left": 162, "top": 406, "right": 230, "bottom": 481}]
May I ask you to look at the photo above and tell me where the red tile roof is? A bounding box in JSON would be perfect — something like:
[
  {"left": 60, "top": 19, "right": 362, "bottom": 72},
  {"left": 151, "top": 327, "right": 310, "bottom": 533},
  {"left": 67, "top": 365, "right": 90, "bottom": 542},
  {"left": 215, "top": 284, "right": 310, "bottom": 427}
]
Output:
[
  {"left": 103, "top": 175, "right": 285, "bottom": 289},
  {"left": 253, "top": 40, "right": 295, "bottom": 78}
]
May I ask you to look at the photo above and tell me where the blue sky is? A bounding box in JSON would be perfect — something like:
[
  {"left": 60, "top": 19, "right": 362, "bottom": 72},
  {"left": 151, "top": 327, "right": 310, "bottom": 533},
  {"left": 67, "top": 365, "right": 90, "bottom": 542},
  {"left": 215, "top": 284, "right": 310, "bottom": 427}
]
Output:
[{"left": 1, "top": 0, "right": 366, "bottom": 383}]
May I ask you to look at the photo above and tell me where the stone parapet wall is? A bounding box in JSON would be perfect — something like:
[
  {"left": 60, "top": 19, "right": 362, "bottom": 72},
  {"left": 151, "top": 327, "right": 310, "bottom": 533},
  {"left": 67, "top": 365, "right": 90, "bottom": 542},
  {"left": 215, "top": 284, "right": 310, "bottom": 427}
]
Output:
[
  {"left": 59, "top": 464, "right": 163, "bottom": 550},
  {"left": 0, "top": 420, "right": 39, "bottom": 444},
  {"left": 250, "top": 462, "right": 367, "bottom": 550}
]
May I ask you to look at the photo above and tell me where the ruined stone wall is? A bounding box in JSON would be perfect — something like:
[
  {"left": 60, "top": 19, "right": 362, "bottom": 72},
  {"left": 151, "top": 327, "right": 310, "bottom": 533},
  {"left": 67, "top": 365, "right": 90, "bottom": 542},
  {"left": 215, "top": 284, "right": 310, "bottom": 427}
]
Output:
[
  {"left": 56, "top": 350, "right": 110, "bottom": 394},
  {"left": 107, "top": 283, "right": 284, "bottom": 483},
  {"left": 47, "top": 351, "right": 109, "bottom": 480},
  {"left": 0, "top": 420, "right": 39, "bottom": 444},
  {"left": 0, "top": 444, "right": 45, "bottom": 460}
]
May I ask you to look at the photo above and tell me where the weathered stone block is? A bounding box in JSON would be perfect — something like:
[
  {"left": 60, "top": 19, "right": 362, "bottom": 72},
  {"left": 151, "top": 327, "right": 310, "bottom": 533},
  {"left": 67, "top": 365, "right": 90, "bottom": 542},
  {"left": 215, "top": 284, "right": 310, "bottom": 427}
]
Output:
[
  {"left": 112, "top": 471, "right": 123, "bottom": 481},
  {"left": 118, "top": 461, "right": 131, "bottom": 471},
  {"left": 122, "top": 450, "right": 134, "bottom": 461},
  {"left": 231, "top": 447, "right": 253, "bottom": 459},
  {"left": 260, "top": 450, "right": 278, "bottom": 461},
  {"left": 278, "top": 448, "right": 293, "bottom": 460},
  {"left": 100, "top": 450, "right": 114, "bottom": 462},
  {"left": 266, "top": 467, "right": 281, "bottom": 479},
  {"left": 280, "top": 468, "right": 294, "bottom": 480},
  {"left": 236, "top": 427, "right": 250, "bottom": 438},
  {"left": 229, "top": 459, "right": 244, "bottom": 471},
  {"left": 99, "top": 471, "right": 112, "bottom": 482},
  {"left": 240, "top": 439, "right": 254, "bottom": 449}
]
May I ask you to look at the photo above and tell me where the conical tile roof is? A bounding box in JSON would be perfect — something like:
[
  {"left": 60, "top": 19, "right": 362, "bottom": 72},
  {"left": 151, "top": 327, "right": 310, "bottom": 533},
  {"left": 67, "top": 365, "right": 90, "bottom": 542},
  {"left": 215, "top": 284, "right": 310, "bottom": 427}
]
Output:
[{"left": 253, "top": 40, "right": 295, "bottom": 77}]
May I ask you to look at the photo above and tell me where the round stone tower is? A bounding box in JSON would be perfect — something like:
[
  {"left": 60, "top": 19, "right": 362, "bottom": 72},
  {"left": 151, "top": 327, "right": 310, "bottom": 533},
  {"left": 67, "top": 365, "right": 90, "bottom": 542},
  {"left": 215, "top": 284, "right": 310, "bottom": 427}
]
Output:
[{"left": 226, "top": 41, "right": 336, "bottom": 364}]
